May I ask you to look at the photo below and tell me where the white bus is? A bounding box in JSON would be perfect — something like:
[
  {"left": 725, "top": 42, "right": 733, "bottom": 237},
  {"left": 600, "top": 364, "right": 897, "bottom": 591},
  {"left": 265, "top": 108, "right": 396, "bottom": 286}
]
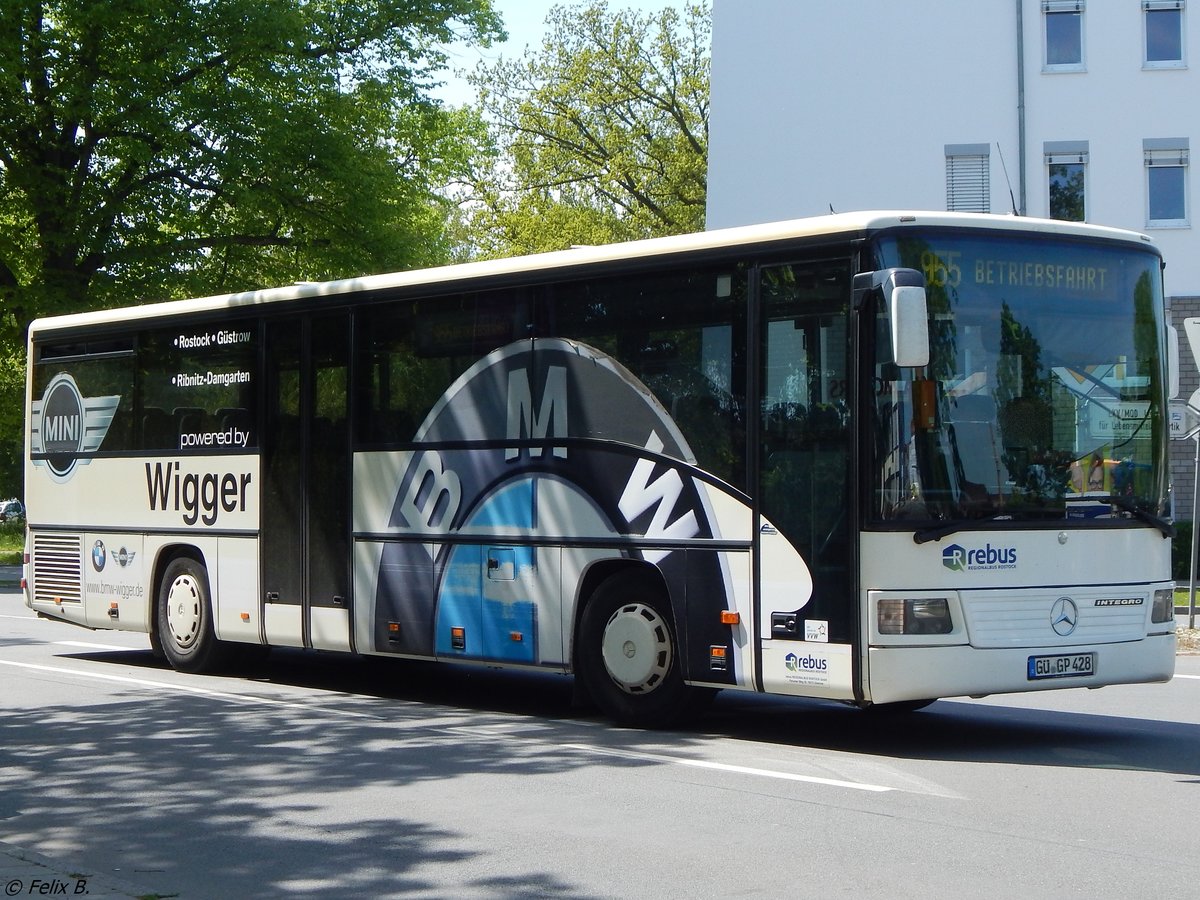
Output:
[{"left": 22, "top": 212, "right": 1177, "bottom": 724}]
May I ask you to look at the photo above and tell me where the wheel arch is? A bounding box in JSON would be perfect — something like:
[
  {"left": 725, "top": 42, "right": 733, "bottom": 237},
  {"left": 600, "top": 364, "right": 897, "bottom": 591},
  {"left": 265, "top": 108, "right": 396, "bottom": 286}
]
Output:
[
  {"left": 150, "top": 542, "right": 210, "bottom": 635},
  {"left": 570, "top": 558, "right": 674, "bottom": 671}
]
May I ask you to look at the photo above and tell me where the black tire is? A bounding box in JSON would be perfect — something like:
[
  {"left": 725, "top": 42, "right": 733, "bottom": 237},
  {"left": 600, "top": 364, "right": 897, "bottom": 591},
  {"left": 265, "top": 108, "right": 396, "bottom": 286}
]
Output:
[
  {"left": 156, "top": 556, "right": 231, "bottom": 674},
  {"left": 576, "top": 569, "right": 710, "bottom": 727},
  {"left": 147, "top": 621, "right": 167, "bottom": 661}
]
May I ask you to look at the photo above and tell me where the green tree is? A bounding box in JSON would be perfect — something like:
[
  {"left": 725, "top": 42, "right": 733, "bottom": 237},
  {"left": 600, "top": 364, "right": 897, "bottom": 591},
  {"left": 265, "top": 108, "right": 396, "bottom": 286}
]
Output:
[
  {"left": 0, "top": 347, "right": 21, "bottom": 501},
  {"left": 0, "top": 0, "right": 502, "bottom": 499},
  {"left": 463, "top": 0, "right": 709, "bottom": 258},
  {"left": 0, "top": 0, "right": 502, "bottom": 344}
]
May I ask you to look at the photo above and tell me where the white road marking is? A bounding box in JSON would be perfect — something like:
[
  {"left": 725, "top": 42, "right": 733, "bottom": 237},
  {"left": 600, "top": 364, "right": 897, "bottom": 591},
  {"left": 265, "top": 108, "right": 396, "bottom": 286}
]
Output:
[
  {"left": 55, "top": 640, "right": 140, "bottom": 651},
  {"left": 1174, "top": 673, "right": 1200, "bottom": 680},
  {"left": 0, "top": 658, "right": 379, "bottom": 720},
  {"left": 561, "top": 742, "right": 894, "bottom": 793}
]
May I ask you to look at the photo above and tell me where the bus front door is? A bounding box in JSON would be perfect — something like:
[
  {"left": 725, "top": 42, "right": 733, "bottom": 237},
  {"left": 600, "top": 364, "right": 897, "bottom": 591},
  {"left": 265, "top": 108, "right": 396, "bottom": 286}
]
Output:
[
  {"left": 262, "top": 314, "right": 352, "bottom": 652},
  {"left": 757, "top": 261, "right": 855, "bottom": 652}
]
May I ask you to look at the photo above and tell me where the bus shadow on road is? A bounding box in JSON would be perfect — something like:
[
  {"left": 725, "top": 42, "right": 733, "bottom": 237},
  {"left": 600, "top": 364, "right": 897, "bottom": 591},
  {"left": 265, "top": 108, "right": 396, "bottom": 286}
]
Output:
[
  {"left": 56, "top": 644, "right": 1200, "bottom": 782},
  {"left": 11, "top": 647, "right": 611, "bottom": 899},
  {"left": 693, "top": 690, "right": 1200, "bottom": 779}
]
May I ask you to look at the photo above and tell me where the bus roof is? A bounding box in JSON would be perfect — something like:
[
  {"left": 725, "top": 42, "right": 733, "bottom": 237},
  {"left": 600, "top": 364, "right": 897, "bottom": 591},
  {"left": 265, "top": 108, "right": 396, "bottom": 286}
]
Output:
[{"left": 28, "top": 211, "right": 1159, "bottom": 335}]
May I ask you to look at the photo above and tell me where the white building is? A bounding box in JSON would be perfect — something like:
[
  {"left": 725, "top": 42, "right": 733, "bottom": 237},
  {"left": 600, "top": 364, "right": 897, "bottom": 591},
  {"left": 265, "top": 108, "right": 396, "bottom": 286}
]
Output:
[
  {"left": 707, "top": 0, "right": 1199, "bottom": 519},
  {"left": 708, "top": 0, "right": 1195, "bottom": 294}
]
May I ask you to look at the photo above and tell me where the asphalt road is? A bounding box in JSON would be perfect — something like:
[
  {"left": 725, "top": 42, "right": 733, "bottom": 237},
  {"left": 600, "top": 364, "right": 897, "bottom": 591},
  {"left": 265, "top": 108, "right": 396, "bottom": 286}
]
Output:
[{"left": 1, "top": 582, "right": 1197, "bottom": 899}]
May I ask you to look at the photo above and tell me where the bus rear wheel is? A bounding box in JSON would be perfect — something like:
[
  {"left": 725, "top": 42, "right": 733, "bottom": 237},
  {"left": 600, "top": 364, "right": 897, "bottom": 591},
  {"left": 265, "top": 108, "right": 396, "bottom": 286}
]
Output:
[
  {"left": 577, "top": 570, "right": 707, "bottom": 727},
  {"left": 157, "top": 557, "right": 230, "bottom": 674}
]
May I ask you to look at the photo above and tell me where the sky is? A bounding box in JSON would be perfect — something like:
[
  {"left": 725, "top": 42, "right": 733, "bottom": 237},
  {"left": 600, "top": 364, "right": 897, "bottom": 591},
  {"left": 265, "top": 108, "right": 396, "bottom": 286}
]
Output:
[{"left": 431, "top": 0, "right": 684, "bottom": 107}]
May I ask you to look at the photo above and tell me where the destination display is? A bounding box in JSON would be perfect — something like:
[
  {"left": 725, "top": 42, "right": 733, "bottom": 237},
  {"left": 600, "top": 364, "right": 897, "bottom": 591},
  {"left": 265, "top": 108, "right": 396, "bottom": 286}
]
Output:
[
  {"left": 882, "top": 230, "right": 1132, "bottom": 306},
  {"left": 918, "top": 247, "right": 1112, "bottom": 294}
]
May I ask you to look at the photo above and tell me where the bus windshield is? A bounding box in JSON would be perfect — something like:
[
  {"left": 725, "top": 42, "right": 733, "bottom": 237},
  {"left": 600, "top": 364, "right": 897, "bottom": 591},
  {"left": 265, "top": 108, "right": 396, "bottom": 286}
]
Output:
[{"left": 871, "top": 229, "right": 1169, "bottom": 527}]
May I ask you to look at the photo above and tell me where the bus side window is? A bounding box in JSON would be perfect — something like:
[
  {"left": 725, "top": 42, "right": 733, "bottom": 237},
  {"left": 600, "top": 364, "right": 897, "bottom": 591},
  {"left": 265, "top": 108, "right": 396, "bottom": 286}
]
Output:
[
  {"left": 355, "top": 292, "right": 533, "bottom": 447},
  {"left": 545, "top": 266, "right": 748, "bottom": 490},
  {"left": 136, "top": 326, "right": 258, "bottom": 453},
  {"left": 142, "top": 408, "right": 172, "bottom": 450}
]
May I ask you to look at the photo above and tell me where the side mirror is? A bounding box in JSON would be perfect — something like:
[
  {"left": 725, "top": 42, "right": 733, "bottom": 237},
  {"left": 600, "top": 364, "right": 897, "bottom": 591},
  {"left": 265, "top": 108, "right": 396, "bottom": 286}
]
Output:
[
  {"left": 854, "top": 268, "right": 929, "bottom": 368},
  {"left": 884, "top": 270, "right": 930, "bottom": 368}
]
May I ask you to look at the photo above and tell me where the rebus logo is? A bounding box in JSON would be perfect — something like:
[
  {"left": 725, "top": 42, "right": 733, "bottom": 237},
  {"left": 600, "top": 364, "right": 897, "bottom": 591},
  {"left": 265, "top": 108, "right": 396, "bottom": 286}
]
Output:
[
  {"left": 942, "top": 541, "right": 1018, "bottom": 572},
  {"left": 942, "top": 544, "right": 967, "bottom": 571},
  {"left": 785, "top": 652, "right": 828, "bottom": 673}
]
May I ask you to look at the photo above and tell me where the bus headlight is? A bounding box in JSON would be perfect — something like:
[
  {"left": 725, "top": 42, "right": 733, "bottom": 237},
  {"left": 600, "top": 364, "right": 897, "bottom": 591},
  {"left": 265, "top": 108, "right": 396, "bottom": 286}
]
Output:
[
  {"left": 1151, "top": 588, "right": 1175, "bottom": 624},
  {"left": 878, "top": 597, "right": 953, "bottom": 635}
]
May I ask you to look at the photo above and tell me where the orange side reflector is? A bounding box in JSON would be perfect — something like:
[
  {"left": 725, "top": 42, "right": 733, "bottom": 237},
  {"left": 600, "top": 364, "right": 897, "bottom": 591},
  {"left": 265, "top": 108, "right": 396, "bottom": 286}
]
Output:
[
  {"left": 240, "top": 612, "right": 251, "bottom": 622},
  {"left": 510, "top": 631, "right": 523, "bottom": 642},
  {"left": 709, "top": 644, "right": 729, "bottom": 672},
  {"left": 720, "top": 610, "right": 740, "bottom": 625}
]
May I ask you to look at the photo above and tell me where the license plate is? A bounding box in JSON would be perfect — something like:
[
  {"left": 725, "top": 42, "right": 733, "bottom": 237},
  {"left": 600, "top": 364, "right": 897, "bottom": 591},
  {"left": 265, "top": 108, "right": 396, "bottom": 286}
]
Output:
[{"left": 1027, "top": 652, "right": 1096, "bottom": 680}]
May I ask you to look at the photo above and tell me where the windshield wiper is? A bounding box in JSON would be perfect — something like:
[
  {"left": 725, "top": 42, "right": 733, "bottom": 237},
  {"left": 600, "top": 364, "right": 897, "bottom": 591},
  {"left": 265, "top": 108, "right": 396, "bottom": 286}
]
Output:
[
  {"left": 913, "top": 512, "right": 1014, "bottom": 545},
  {"left": 1091, "top": 495, "right": 1175, "bottom": 538}
]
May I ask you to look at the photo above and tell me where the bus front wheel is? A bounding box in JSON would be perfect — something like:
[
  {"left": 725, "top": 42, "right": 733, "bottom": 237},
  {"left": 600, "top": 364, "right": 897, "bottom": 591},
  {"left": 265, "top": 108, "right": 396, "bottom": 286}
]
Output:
[
  {"left": 577, "top": 570, "right": 708, "bottom": 727},
  {"left": 157, "top": 557, "right": 229, "bottom": 674}
]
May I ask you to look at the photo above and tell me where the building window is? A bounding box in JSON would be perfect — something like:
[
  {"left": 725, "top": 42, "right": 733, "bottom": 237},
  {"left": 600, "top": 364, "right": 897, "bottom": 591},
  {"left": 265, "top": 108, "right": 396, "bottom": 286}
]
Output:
[
  {"left": 1045, "top": 142, "right": 1088, "bottom": 221},
  {"left": 1145, "top": 138, "right": 1189, "bottom": 227},
  {"left": 945, "top": 144, "right": 991, "bottom": 213},
  {"left": 1044, "top": 1, "right": 1085, "bottom": 71},
  {"left": 1144, "top": 1, "right": 1186, "bottom": 68}
]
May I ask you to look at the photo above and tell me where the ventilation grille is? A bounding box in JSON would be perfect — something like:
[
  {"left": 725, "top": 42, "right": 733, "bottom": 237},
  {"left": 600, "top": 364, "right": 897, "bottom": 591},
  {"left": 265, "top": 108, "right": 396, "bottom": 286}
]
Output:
[{"left": 33, "top": 533, "right": 83, "bottom": 604}]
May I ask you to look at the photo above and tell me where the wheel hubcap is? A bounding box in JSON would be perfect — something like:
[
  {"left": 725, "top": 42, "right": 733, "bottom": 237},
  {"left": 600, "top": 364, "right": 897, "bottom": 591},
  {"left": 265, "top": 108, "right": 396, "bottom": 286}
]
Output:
[
  {"left": 600, "top": 602, "right": 672, "bottom": 694},
  {"left": 165, "top": 575, "right": 202, "bottom": 650}
]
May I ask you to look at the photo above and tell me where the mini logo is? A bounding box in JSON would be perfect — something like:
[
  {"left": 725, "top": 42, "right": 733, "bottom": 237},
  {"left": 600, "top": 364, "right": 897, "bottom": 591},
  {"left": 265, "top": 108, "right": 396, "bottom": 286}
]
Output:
[
  {"left": 113, "top": 546, "right": 137, "bottom": 568},
  {"left": 1051, "top": 597, "right": 1078, "bottom": 636},
  {"left": 91, "top": 540, "right": 107, "bottom": 572},
  {"left": 31, "top": 373, "right": 120, "bottom": 482}
]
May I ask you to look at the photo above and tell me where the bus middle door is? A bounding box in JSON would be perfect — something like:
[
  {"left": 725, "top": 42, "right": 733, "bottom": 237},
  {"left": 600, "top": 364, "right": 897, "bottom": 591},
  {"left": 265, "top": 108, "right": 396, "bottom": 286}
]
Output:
[{"left": 262, "top": 314, "right": 353, "bottom": 652}]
